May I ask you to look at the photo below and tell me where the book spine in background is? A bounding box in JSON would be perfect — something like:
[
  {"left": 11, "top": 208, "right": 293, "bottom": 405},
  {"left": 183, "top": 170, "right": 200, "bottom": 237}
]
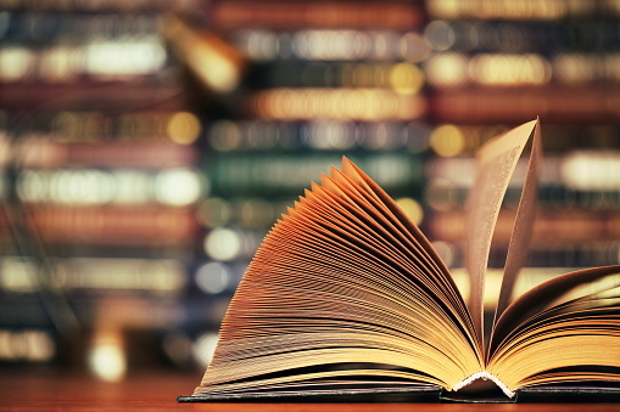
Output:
[
  {"left": 209, "top": 0, "right": 424, "bottom": 30},
  {"left": 426, "top": 0, "right": 620, "bottom": 20},
  {"left": 15, "top": 167, "right": 204, "bottom": 206},
  {"left": 424, "top": 20, "right": 620, "bottom": 53},
  {"left": 0, "top": 0, "right": 200, "bottom": 12},
  {"left": 25, "top": 205, "right": 199, "bottom": 246},
  {"left": 0, "top": 83, "right": 184, "bottom": 111},
  {"left": 424, "top": 53, "right": 620, "bottom": 89},
  {"left": 425, "top": 183, "right": 620, "bottom": 212},
  {"left": 427, "top": 209, "right": 620, "bottom": 245},
  {"left": 0, "top": 41, "right": 175, "bottom": 84},
  {"left": 426, "top": 152, "right": 620, "bottom": 193},
  {"left": 1, "top": 110, "right": 201, "bottom": 144},
  {"left": 246, "top": 88, "right": 427, "bottom": 121},
  {"left": 227, "top": 29, "right": 430, "bottom": 62},
  {"left": 422, "top": 123, "right": 620, "bottom": 155},
  {"left": 0, "top": 328, "right": 57, "bottom": 363},
  {"left": 430, "top": 86, "right": 620, "bottom": 123},
  {"left": 16, "top": 139, "right": 198, "bottom": 168},
  {"left": 0, "top": 256, "right": 188, "bottom": 296},
  {"left": 206, "top": 119, "right": 431, "bottom": 152},
  {"left": 206, "top": 152, "right": 423, "bottom": 196},
  {"left": 0, "top": 12, "right": 162, "bottom": 41},
  {"left": 247, "top": 61, "right": 425, "bottom": 90}
]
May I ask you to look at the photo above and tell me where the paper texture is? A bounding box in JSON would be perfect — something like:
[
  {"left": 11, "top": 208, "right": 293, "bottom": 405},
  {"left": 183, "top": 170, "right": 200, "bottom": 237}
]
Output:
[{"left": 465, "top": 120, "right": 537, "bottom": 343}]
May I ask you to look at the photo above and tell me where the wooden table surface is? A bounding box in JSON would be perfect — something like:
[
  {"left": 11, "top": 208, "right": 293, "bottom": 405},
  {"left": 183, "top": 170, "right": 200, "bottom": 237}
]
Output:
[{"left": 1, "top": 368, "right": 619, "bottom": 412}]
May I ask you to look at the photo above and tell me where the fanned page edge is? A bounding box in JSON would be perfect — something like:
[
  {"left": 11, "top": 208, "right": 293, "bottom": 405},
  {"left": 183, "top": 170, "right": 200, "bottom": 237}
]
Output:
[
  {"left": 465, "top": 119, "right": 538, "bottom": 345},
  {"left": 494, "top": 118, "right": 542, "bottom": 324},
  {"left": 193, "top": 156, "right": 481, "bottom": 397}
]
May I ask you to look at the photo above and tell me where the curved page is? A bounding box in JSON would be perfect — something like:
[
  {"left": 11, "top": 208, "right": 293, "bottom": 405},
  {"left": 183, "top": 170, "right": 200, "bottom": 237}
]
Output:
[
  {"left": 487, "top": 265, "right": 620, "bottom": 392},
  {"left": 465, "top": 120, "right": 537, "bottom": 344}
]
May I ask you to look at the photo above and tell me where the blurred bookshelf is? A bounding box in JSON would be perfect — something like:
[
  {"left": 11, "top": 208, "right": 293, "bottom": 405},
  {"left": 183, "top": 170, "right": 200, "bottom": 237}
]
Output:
[{"left": 1, "top": 0, "right": 619, "bottom": 380}]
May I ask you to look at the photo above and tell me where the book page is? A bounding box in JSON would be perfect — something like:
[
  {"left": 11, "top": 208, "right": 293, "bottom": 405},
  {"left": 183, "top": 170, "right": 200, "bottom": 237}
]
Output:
[
  {"left": 465, "top": 120, "right": 537, "bottom": 344},
  {"left": 493, "top": 118, "right": 542, "bottom": 326},
  {"left": 487, "top": 265, "right": 620, "bottom": 391},
  {"left": 490, "top": 265, "right": 620, "bottom": 354},
  {"left": 193, "top": 158, "right": 483, "bottom": 396}
]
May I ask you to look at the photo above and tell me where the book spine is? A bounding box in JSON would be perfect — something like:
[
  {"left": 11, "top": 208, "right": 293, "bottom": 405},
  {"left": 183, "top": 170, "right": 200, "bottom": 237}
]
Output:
[
  {"left": 426, "top": 153, "right": 620, "bottom": 193},
  {"left": 24, "top": 205, "right": 199, "bottom": 246},
  {"left": 1, "top": 110, "right": 200, "bottom": 144},
  {"left": 426, "top": 209, "right": 620, "bottom": 245},
  {"left": 430, "top": 86, "right": 620, "bottom": 123},
  {"left": 0, "top": 41, "right": 175, "bottom": 84},
  {"left": 0, "top": 256, "right": 188, "bottom": 296},
  {"left": 206, "top": 152, "right": 423, "bottom": 196},
  {"left": 15, "top": 168, "right": 203, "bottom": 206},
  {"left": 0, "top": 0, "right": 200, "bottom": 12},
  {"left": 425, "top": 20, "right": 620, "bottom": 53},
  {"left": 246, "top": 88, "right": 427, "bottom": 121},
  {"left": 0, "top": 11, "right": 162, "bottom": 42},
  {"left": 17, "top": 138, "right": 199, "bottom": 168},
  {"left": 425, "top": 53, "right": 620, "bottom": 88},
  {"left": 227, "top": 29, "right": 429, "bottom": 62},
  {"left": 206, "top": 119, "right": 431, "bottom": 152},
  {"left": 0, "top": 328, "right": 58, "bottom": 363},
  {"left": 209, "top": 0, "right": 425, "bottom": 31},
  {"left": 247, "top": 61, "right": 425, "bottom": 90},
  {"left": 426, "top": 0, "right": 619, "bottom": 20},
  {"left": 0, "top": 83, "right": 184, "bottom": 111}
]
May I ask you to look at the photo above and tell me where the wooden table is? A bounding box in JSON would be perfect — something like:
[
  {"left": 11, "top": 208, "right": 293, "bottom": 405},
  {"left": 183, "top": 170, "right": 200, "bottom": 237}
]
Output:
[{"left": 0, "top": 368, "right": 619, "bottom": 411}]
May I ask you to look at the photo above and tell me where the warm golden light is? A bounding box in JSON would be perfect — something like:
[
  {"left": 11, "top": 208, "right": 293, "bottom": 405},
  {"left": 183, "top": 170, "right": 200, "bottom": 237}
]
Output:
[
  {"left": 395, "top": 197, "right": 424, "bottom": 225},
  {"left": 561, "top": 151, "right": 620, "bottom": 191},
  {"left": 251, "top": 88, "right": 427, "bottom": 120},
  {"left": 0, "top": 330, "right": 56, "bottom": 362},
  {"left": 429, "top": 124, "right": 465, "bottom": 157},
  {"left": 426, "top": 0, "right": 590, "bottom": 20},
  {"left": 424, "top": 52, "right": 468, "bottom": 87},
  {"left": 470, "top": 54, "right": 551, "bottom": 86},
  {"left": 389, "top": 63, "right": 425, "bottom": 94},
  {"left": 154, "top": 168, "right": 204, "bottom": 206},
  {"left": 88, "top": 328, "right": 126, "bottom": 382},
  {"left": 192, "top": 332, "right": 219, "bottom": 368},
  {"left": 0, "top": 46, "right": 34, "bottom": 81},
  {"left": 167, "top": 112, "right": 201, "bottom": 145},
  {"left": 165, "top": 15, "right": 244, "bottom": 93},
  {"left": 84, "top": 38, "right": 167, "bottom": 77}
]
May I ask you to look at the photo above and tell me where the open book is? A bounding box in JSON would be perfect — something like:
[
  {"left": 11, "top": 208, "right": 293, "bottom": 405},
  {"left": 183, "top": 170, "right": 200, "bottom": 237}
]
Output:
[{"left": 180, "top": 119, "right": 620, "bottom": 402}]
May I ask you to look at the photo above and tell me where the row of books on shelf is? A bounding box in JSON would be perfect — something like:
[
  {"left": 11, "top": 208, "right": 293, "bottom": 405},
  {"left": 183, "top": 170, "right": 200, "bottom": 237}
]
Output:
[
  {"left": 8, "top": 151, "right": 619, "bottom": 202},
  {"left": 0, "top": 0, "right": 206, "bottom": 373},
  {"left": 6, "top": 0, "right": 618, "bottom": 20},
  {"left": 4, "top": 203, "right": 620, "bottom": 257},
  {"left": 425, "top": 52, "right": 620, "bottom": 88},
  {"left": 0, "top": 110, "right": 201, "bottom": 143},
  {"left": 0, "top": 82, "right": 184, "bottom": 112},
  {"left": 425, "top": 0, "right": 620, "bottom": 20},
  {"left": 425, "top": 19, "right": 620, "bottom": 53},
  {"left": 0, "top": 0, "right": 199, "bottom": 12},
  {"left": 0, "top": 11, "right": 162, "bottom": 41},
  {"left": 6, "top": 119, "right": 620, "bottom": 162},
  {"left": 0, "top": 37, "right": 173, "bottom": 84},
  {"left": 205, "top": 0, "right": 620, "bottom": 31},
  {"left": 227, "top": 29, "right": 428, "bottom": 62},
  {"left": 243, "top": 53, "right": 620, "bottom": 90},
  {"left": 10, "top": 117, "right": 616, "bottom": 155}
]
